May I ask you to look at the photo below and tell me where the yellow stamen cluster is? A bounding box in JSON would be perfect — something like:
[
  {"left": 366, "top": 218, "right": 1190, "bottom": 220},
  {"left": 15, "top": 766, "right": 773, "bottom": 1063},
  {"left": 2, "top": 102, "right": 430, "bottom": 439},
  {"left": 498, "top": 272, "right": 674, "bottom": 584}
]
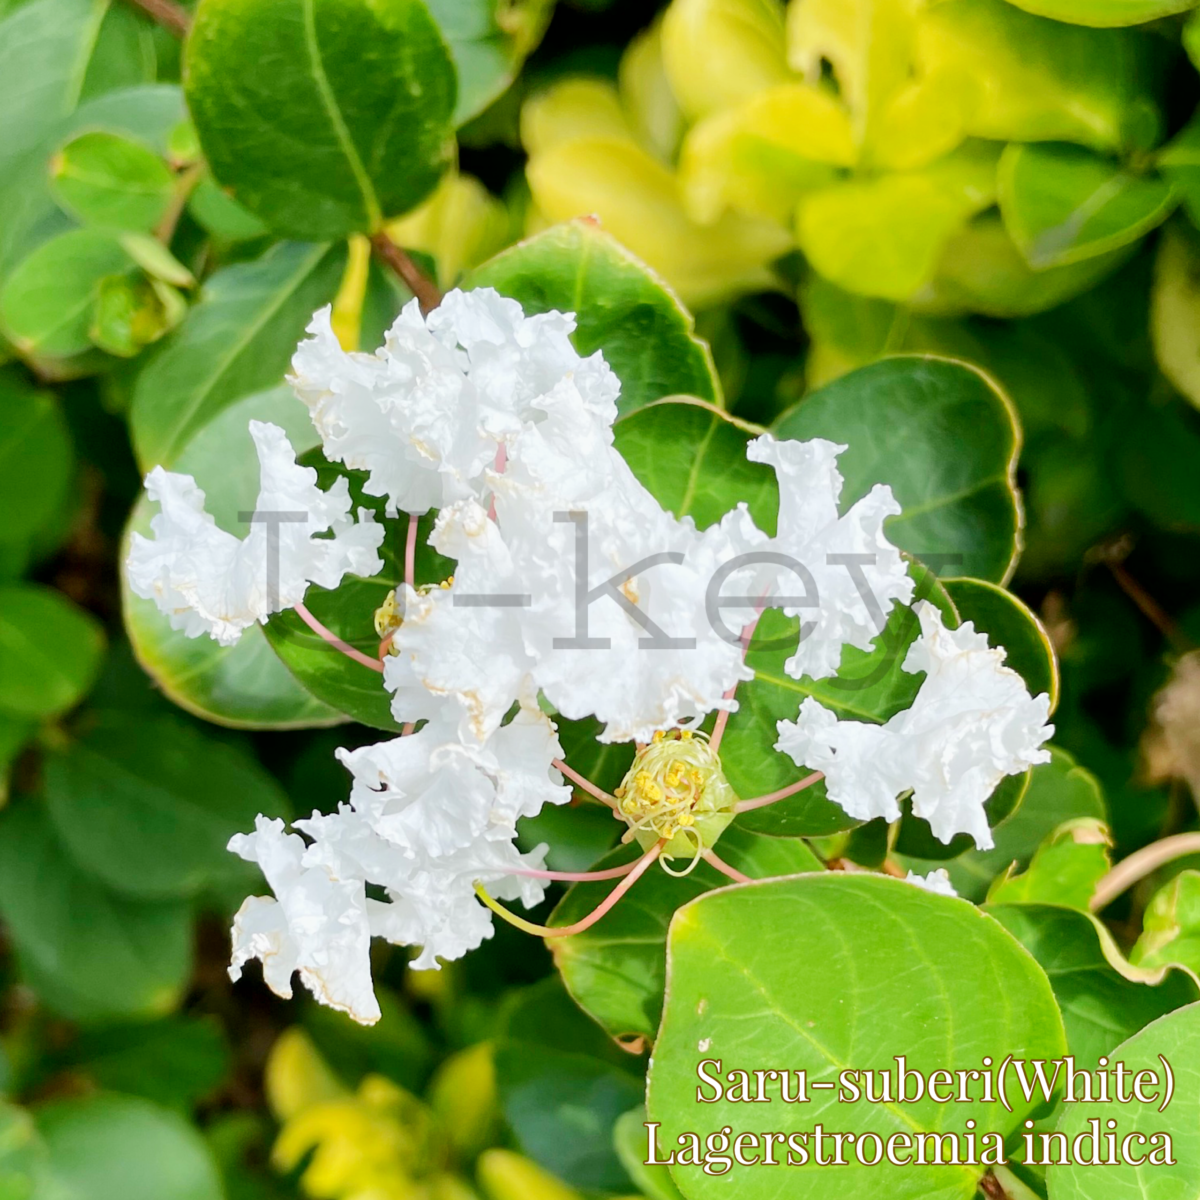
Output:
[
  {"left": 372, "top": 579, "right": 455, "bottom": 645},
  {"left": 615, "top": 730, "right": 738, "bottom": 867}
]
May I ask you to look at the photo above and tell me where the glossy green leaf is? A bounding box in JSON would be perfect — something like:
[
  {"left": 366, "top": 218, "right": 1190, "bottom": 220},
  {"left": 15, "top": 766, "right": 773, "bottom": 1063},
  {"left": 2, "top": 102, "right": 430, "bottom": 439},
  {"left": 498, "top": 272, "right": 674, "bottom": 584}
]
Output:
[
  {"left": 0, "top": 802, "right": 191, "bottom": 1022},
  {"left": 494, "top": 978, "right": 641, "bottom": 1192},
  {"left": 43, "top": 711, "right": 290, "bottom": 900},
  {"left": 550, "top": 824, "right": 822, "bottom": 1044},
  {"left": 1049, "top": 1002, "right": 1200, "bottom": 1198},
  {"left": 1131, "top": 870, "right": 1200, "bottom": 976},
  {"left": 904, "top": 747, "right": 1108, "bottom": 902},
  {"left": 129, "top": 241, "right": 346, "bottom": 470},
  {"left": 724, "top": 566, "right": 957, "bottom": 837},
  {"left": 988, "top": 818, "right": 1111, "bottom": 910},
  {"left": 924, "top": 213, "right": 1136, "bottom": 318},
  {"left": 50, "top": 130, "right": 175, "bottom": 232},
  {"left": 998, "top": 143, "right": 1175, "bottom": 271},
  {"left": 0, "top": 370, "right": 72, "bottom": 548},
  {"left": 1152, "top": 222, "right": 1200, "bottom": 412},
  {"left": 774, "top": 355, "right": 1022, "bottom": 582},
  {"left": 185, "top": 0, "right": 456, "bottom": 239},
  {"left": 647, "top": 874, "right": 1067, "bottom": 1199},
  {"left": 36, "top": 1093, "right": 223, "bottom": 1200},
  {"left": 943, "top": 577, "right": 1059, "bottom": 707},
  {"left": 0, "top": 583, "right": 104, "bottom": 720},
  {"left": 0, "top": 229, "right": 133, "bottom": 361},
  {"left": 1158, "top": 113, "right": 1200, "bottom": 229},
  {"left": 467, "top": 221, "right": 723, "bottom": 416},
  {"left": 988, "top": 905, "right": 1196, "bottom": 1068},
  {"left": 122, "top": 386, "right": 343, "bottom": 729},
  {"left": 613, "top": 399, "right": 776, "bottom": 530},
  {"left": 1002, "top": 0, "right": 1196, "bottom": 26},
  {"left": 426, "top": 0, "right": 553, "bottom": 126}
]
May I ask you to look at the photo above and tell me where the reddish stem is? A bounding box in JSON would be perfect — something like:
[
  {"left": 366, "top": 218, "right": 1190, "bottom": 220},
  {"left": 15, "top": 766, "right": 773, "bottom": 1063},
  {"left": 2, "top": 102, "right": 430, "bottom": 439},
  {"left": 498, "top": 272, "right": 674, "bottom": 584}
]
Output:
[
  {"left": 122, "top": 0, "right": 189, "bottom": 36},
  {"left": 510, "top": 858, "right": 641, "bottom": 883},
  {"left": 294, "top": 602, "right": 384, "bottom": 673},
  {"left": 553, "top": 758, "right": 618, "bottom": 809},
  {"left": 404, "top": 514, "right": 418, "bottom": 591},
  {"left": 709, "top": 604, "right": 767, "bottom": 753},
  {"left": 476, "top": 840, "right": 664, "bottom": 938},
  {"left": 370, "top": 231, "right": 441, "bottom": 313},
  {"left": 735, "top": 772, "right": 824, "bottom": 813},
  {"left": 702, "top": 848, "right": 752, "bottom": 884}
]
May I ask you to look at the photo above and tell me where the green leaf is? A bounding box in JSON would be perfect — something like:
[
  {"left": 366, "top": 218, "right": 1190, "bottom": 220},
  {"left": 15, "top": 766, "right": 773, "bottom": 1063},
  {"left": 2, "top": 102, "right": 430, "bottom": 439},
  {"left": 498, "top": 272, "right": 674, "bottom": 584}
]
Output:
[
  {"left": 1114, "top": 395, "right": 1200, "bottom": 530},
  {"left": 130, "top": 241, "right": 346, "bottom": 470},
  {"left": 1152, "top": 222, "right": 1200, "bottom": 412},
  {"left": 613, "top": 1108, "right": 685, "bottom": 1200},
  {"left": 647, "top": 874, "right": 1067, "bottom": 1199},
  {"left": 0, "top": 370, "right": 73, "bottom": 548},
  {"left": 122, "top": 386, "right": 344, "bottom": 729},
  {"left": 1049, "top": 1002, "right": 1200, "bottom": 1198},
  {"left": 36, "top": 1093, "right": 224, "bottom": 1200},
  {"left": 924, "top": 213, "right": 1136, "bottom": 318},
  {"left": 1001, "top": 0, "right": 1196, "bottom": 26},
  {"left": 0, "top": 1103, "right": 55, "bottom": 1198},
  {"left": 184, "top": 0, "right": 456, "bottom": 239},
  {"left": 550, "top": 825, "right": 822, "bottom": 1044},
  {"left": 988, "top": 904, "right": 1196, "bottom": 1068},
  {"left": 43, "top": 710, "right": 290, "bottom": 901},
  {"left": 1131, "top": 870, "right": 1200, "bottom": 977},
  {"left": 0, "top": 229, "right": 133, "bottom": 362},
  {"left": 0, "top": 583, "right": 104, "bottom": 720},
  {"left": 987, "top": 819, "right": 1111, "bottom": 910},
  {"left": 1158, "top": 113, "right": 1200, "bottom": 229},
  {"left": 467, "top": 221, "right": 723, "bottom": 416},
  {"left": 613, "top": 399, "right": 776, "bottom": 530},
  {"left": 426, "top": 0, "right": 553, "bottom": 126},
  {"left": 186, "top": 176, "right": 270, "bottom": 244},
  {"left": 998, "top": 143, "right": 1175, "bottom": 271},
  {"left": 943, "top": 577, "right": 1059, "bottom": 707},
  {"left": 723, "top": 565, "right": 957, "bottom": 837},
  {"left": 774, "top": 355, "right": 1022, "bottom": 582},
  {"left": 0, "top": 802, "right": 191, "bottom": 1022},
  {"left": 49, "top": 130, "right": 175, "bottom": 232},
  {"left": 494, "top": 978, "right": 642, "bottom": 1193},
  {"left": 89, "top": 272, "right": 185, "bottom": 357},
  {"left": 64, "top": 1016, "right": 231, "bottom": 1111},
  {"left": 903, "top": 747, "right": 1108, "bottom": 903}
]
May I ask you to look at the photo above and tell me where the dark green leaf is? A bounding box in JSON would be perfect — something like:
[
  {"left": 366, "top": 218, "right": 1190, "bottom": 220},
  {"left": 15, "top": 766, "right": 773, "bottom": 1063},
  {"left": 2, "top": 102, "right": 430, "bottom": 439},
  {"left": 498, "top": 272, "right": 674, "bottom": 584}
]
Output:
[
  {"left": 0, "top": 802, "right": 191, "bottom": 1022},
  {"left": 468, "top": 220, "right": 723, "bottom": 416},
  {"left": 185, "top": 0, "right": 456, "bottom": 238},
  {"left": 44, "top": 710, "right": 290, "bottom": 901},
  {"left": 774, "top": 355, "right": 1022, "bottom": 582},
  {"left": 0, "top": 369, "right": 72, "bottom": 548}
]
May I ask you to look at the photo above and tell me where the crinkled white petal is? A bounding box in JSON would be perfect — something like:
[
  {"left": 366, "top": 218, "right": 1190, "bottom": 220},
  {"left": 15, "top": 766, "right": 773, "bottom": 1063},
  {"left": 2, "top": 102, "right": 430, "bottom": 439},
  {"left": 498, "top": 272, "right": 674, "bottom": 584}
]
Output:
[
  {"left": 776, "top": 602, "right": 1053, "bottom": 850},
  {"left": 126, "top": 421, "right": 383, "bottom": 646},
  {"left": 748, "top": 434, "right": 915, "bottom": 682},
  {"left": 227, "top": 816, "right": 380, "bottom": 1024},
  {"left": 289, "top": 291, "right": 620, "bottom": 516},
  {"left": 905, "top": 869, "right": 958, "bottom": 898}
]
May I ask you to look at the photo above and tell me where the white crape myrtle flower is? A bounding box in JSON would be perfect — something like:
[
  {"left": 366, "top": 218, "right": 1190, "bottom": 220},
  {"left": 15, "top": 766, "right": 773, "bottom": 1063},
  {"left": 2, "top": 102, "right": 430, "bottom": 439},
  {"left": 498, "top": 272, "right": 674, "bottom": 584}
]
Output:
[
  {"left": 126, "top": 421, "right": 384, "bottom": 646},
  {"left": 228, "top": 706, "right": 566, "bottom": 1015},
  {"left": 228, "top": 816, "right": 379, "bottom": 1025},
  {"left": 905, "top": 869, "right": 958, "bottom": 898},
  {"left": 289, "top": 289, "right": 619, "bottom": 516},
  {"left": 385, "top": 372, "right": 770, "bottom": 744},
  {"left": 776, "top": 601, "right": 1054, "bottom": 850},
  {"left": 747, "top": 435, "right": 915, "bottom": 682}
]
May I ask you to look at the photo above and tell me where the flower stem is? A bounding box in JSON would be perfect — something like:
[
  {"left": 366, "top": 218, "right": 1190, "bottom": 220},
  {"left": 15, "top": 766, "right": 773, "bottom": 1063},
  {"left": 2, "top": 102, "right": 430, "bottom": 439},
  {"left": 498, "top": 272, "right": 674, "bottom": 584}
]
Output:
[
  {"left": 1090, "top": 832, "right": 1200, "bottom": 912},
  {"left": 404, "top": 513, "right": 418, "bottom": 591},
  {"left": 475, "top": 840, "right": 665, "bottom": 937},
  {"left": 369, "top": 230, "right": 441, "bottom": 313},
  {"left": 293, "top": 603, "right": 384, "bottom": 673},
  {"left": 710, "top": 605, "right": 766, "bottom": 753},
  {"left": 552, "top": 758, "right": 619, "bottom": 809},
  {"left": 735, "top": 772, "right": 824, "bottom": 813},
  {"left": 702, "top": 848, "right": 752, "bottom": 884},
  {"left": 510, "top": 859, "right": 642, "bottom": 883},
  {"left": 122, "top": 0, "right": 189, "bottom": 36}
]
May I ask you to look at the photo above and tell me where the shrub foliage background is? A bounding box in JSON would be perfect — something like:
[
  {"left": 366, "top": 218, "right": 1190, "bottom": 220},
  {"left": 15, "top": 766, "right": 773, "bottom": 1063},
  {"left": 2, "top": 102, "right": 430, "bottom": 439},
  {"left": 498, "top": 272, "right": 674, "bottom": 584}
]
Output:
[{"left": 3, "top": 0, "right": 1200, "bottom": 1196}]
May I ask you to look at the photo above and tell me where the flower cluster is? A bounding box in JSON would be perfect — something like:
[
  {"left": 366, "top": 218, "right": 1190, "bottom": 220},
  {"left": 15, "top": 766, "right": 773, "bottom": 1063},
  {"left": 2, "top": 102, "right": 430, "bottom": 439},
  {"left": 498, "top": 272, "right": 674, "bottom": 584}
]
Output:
[{"left": 128, "top": 287, "right": 1052, "bottom": 1023}]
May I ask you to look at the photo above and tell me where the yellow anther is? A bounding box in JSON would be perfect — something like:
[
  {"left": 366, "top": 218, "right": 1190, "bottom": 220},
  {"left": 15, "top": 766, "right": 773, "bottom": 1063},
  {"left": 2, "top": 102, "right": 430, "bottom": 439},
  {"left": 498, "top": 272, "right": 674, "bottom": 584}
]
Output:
[
  {"left": 652, "top": 730, "right": 665, "bottom": 743},
  {"left": 373, "top": 590, "right": 403, "bottom": 639},
  {"left": 680, "top": 729, "right": 693, "bottom": 740}
]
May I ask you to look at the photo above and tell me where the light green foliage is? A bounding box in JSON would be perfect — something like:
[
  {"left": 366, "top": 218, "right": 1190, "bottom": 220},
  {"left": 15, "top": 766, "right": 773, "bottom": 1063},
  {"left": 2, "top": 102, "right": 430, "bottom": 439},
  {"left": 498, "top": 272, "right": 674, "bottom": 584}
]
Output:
[
  {"left": 50, "top": 131, "right": 176, "bottom": 232},
  {"left": 1132, "top": 870, "right": 1200, "bottom": 975},
  {"left": 987, "top": 819, "right": 1112, "bottom": 911}
]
